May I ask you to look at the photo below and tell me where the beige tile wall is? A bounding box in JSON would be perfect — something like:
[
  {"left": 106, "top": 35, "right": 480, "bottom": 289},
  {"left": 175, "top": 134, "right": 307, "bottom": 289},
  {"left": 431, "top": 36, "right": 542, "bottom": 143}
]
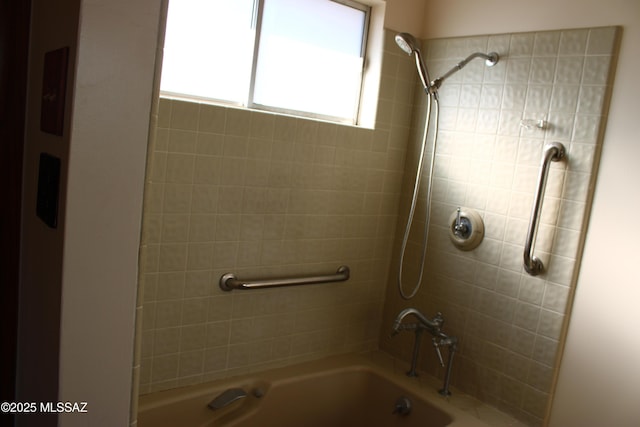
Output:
[
  {"left": 138, "top": 31, "right": 418, "bottom": 394},
  {"left": 379, "top": 27, "right": 619, "bottom": 426},
  {"left": 137, "top": 25, "right": 618, "bottom": 426}
]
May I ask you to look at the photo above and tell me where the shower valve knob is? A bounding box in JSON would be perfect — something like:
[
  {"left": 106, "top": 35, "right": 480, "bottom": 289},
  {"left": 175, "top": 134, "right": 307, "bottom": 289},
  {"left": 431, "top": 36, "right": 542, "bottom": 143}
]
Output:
[
  {"left": 454, "top": 208, "right": 470, "bottom": 237},
  {"left": 449, "top": 207, "right": 484, "bottom": 251}
]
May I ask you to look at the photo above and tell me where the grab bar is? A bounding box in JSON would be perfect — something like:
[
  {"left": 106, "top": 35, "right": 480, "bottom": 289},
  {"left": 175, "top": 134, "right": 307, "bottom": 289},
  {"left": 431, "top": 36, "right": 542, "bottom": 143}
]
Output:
[
  {"left": 219, "top": 265, "right": 350, "bottom": 291},
  {"left": 524, "top": 141, "right": 566, "bottom": 276}
]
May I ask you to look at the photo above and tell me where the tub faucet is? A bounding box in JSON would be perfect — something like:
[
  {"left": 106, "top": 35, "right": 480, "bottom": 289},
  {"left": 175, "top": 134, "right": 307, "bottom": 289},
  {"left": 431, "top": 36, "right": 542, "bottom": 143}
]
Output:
[
  {"left": 391, "top": 308, "right": 444, "bottom": 337},
  {"left": 391, "top": 308, "right": 444, "bottom": 377},
  {"left": 207, "top": 388, "right": 247, "bottom": 411},
  {"left": 391, "top": 308, "right": 458, "bottom": 395}
]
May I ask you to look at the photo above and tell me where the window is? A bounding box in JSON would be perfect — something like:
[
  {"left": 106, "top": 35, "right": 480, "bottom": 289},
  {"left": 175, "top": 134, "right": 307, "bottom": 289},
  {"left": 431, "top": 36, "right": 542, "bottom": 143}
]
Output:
[{"left": 160, "top": 0, "right": 370, "bottom": 124}]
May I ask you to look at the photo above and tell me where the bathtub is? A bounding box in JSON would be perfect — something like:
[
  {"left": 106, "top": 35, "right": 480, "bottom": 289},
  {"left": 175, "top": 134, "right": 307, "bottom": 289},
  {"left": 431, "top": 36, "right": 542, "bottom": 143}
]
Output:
[{"left": 138, "top": 353, "right": 491, "bottom": 427}]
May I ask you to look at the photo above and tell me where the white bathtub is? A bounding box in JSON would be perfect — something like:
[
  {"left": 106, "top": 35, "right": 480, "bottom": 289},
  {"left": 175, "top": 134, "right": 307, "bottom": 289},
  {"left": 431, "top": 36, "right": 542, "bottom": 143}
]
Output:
[{"left": 138, "top": 353, "right": 492, "bottom": 427}]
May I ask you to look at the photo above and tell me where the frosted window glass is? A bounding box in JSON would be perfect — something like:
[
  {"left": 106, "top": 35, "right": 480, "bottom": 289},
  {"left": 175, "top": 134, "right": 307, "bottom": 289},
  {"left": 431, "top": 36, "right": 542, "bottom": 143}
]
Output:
[
  {"left": 160, "top": 0, "right": 368, "bottom": 122},
  {"left": 160, "top": 0, "right": 256, "bottom": 103},
  {"left": 253, "top": 0, "right": 366, "bottom": 119}
]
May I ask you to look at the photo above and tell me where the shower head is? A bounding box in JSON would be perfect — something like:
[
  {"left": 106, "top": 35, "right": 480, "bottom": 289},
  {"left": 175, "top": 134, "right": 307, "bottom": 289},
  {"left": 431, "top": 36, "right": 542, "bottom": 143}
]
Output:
[
  {"left": 395, "top": 32, "right": 501, "bottom": 95},
  {"left": 394, "top": 32, "right": 432, "bottom": 94},
  {"left": 395, "top": 33, "right": 419, "bottom": 55}
]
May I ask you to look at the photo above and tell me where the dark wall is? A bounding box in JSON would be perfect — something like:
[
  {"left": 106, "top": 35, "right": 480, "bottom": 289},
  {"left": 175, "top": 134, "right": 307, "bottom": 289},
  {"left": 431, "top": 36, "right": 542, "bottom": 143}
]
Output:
[{"left": 0, "top": 1, "right": 30, "bottom": 425}]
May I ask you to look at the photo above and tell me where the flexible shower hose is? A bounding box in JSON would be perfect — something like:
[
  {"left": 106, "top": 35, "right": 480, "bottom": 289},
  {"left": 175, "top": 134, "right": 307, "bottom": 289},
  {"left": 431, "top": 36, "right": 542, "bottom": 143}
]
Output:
[{"left": 398, "top": 94, "right": 439, "bottom": 300}]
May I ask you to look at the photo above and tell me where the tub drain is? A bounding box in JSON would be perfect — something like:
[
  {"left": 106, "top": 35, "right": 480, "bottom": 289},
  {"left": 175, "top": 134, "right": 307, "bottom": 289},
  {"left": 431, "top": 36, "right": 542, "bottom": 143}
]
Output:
[{"left": 392, "top": 396, "right": 412, "bottom": 416}]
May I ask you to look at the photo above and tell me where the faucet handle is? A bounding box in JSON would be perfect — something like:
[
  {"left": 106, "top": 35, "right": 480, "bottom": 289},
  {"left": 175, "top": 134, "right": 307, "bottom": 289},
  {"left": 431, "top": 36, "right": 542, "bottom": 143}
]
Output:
[
  {"left": 454, "top": 208, "right": 469, "bottom": 237},
  {"left": 432, "top": 337, "right": 445, "bottom": 367},
  {"left": 433, "top": 312, "right": 444, "bottom": 327}
]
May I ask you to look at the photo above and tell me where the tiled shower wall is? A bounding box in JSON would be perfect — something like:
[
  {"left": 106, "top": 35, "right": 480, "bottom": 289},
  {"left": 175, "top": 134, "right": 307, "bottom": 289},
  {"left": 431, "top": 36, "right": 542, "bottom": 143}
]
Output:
[
  {"left": 380, "top": 27, "right": 619, "bottom": 426},
  {"left": 137, "top": 31, "right": 417, "bottom": 393}
]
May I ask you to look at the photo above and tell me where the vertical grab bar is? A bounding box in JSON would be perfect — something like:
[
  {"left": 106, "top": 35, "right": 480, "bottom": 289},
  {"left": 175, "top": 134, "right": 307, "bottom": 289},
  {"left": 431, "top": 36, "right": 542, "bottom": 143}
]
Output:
[{"left": 524, "top": 141, "right": 566, "bottom": 276}]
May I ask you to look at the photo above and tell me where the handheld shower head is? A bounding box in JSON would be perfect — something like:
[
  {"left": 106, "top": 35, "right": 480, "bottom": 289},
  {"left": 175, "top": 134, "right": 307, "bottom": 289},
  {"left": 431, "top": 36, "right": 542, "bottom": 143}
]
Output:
[
  {"left": 395, "top": 33, "right": 419, "bottom": 55},
  {"left": 395, "top": 32, "right": 501, "bottom": 95},
  {"left": 394, "top": 32, "right": 432, "bottom": 94}
]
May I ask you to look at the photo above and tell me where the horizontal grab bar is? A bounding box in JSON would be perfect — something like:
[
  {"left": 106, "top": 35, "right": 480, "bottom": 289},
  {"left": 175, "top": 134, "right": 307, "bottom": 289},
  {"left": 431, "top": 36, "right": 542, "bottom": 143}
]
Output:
[
  {"left": 219, "top": 265, "right": 350, "bottom": 292},
  {"left": 524, "top": 141, "right": 566, "bottom": 276}
]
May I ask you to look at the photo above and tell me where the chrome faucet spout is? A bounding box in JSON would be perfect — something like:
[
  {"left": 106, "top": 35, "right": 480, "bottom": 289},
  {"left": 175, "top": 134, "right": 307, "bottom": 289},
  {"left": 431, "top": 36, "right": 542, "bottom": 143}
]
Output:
[
  {"left": 391, "top": 308, "right": 443, "bottom": 335},
  {"left": 208, "top": 388, "right": 247, "bottom": 411}
]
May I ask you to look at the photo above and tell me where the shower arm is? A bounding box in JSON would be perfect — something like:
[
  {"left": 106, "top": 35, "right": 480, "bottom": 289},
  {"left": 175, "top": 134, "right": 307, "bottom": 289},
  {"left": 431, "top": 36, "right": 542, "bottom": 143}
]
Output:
[{"left": 430, "top": 51, "right": 499, "bottom": 91}]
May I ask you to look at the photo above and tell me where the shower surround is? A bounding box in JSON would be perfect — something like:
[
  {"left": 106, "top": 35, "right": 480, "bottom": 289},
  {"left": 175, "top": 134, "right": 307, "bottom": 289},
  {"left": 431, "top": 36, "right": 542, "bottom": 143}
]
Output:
[
  {"left": 136, "top": 25, "right": 618, "bottom": 427},
  {"left": 137, "top": 30, "right": 417, "bottom": 394},
  {"left": 380, "top": 27, "right": 619, "bottom": 426}
]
